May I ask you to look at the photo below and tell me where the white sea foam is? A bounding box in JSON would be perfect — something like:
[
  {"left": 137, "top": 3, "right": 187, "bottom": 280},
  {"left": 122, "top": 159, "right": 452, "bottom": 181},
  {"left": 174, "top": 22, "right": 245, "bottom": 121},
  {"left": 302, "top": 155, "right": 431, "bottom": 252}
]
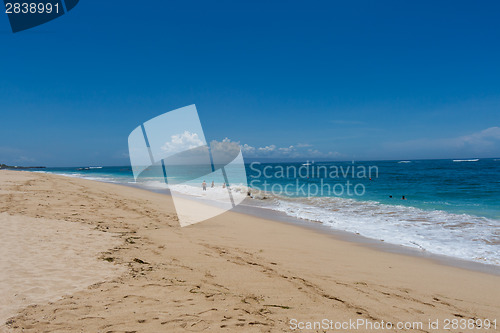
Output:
[
  {"left": 254, "top": 195, "right": 500, "bottom": 266},
  {"left": 138, "top": 179, "right": 168, "bottom": 189},
  {"left": 47, "top": 172, "right": 122, "bottom": 184},
  {"left": 170, "top": 183, "right": 247, "bottom": 202},
  {"left": 453, "top": 159, "right": 479, "bottom": 162},
  {"left": 397, "top": 161, "right": 411, "bottom": 163},
  {"left": 136, "top": 180, "right": 249, "bottom": 205}
]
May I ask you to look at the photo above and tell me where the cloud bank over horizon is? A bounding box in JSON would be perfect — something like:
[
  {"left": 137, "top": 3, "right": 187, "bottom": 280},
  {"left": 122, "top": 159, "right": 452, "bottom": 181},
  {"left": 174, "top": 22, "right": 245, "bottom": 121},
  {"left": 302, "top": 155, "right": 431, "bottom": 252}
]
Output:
[
  {"left": 383, "top": 126, "right": 500, "bottom": 159},
  {"left": 1, "top": 127, "right": 499, "bottom": 166}
]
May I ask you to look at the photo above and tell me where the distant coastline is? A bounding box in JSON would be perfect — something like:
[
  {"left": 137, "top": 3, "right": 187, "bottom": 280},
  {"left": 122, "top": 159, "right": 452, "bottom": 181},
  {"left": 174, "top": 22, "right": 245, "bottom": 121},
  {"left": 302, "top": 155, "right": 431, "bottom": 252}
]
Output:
[{"left": 0, "top": 164, "right": 45, "bottom": 170}]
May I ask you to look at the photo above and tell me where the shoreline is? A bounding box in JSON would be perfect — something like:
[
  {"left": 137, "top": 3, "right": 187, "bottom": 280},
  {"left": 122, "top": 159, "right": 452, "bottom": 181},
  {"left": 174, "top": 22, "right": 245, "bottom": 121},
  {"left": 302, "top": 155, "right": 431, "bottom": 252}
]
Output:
[
  {"left": 34, "top": 169, "right": 500, "bottom": 276},
  {"left": 232, "top": 202, "right": 500, "bottom": 277},
  {"left": 1, "top": 170, "right": 499, "bottom": 332}
]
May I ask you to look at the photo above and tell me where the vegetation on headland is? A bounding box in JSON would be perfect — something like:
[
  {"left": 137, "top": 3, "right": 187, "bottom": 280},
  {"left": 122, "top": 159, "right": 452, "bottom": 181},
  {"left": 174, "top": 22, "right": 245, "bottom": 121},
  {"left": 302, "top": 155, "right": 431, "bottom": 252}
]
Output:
[{"left": 0, "top": 163, "right": 45, "bottom": 169}]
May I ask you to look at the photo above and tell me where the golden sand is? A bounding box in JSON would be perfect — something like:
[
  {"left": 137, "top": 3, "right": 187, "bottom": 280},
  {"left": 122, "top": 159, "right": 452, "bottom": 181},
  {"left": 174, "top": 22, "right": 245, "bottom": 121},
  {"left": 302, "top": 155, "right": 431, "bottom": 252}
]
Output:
[{"left": 1, "top": 170, "right": 498, "bottom": 332}]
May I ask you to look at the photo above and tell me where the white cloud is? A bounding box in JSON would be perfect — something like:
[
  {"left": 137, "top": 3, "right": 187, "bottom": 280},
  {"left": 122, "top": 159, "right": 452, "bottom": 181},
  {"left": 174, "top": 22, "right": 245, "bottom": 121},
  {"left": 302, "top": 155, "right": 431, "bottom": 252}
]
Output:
[
  {"left": 454, "top": 127, "right": 500, "bottom": 148},
  {"left": 258, "top": 145, "right": 277, "bottom": 153},
  {"left": 235, "top": 141, "right": 341, "bottom": 159},
  {"left": 385, "top": 126, "right": 500, "bottom": 157},
  {"left": 209, "top": 138, "right": 241, "bottom": 161},
  {"left": 161, "top": 131, "right": 204, "bottom": 154},
  {"left": 206, "top": 138, "right": 342, "bottom": 160},
  {"left": 241, "top": 144, "right": 256, "bottom": 153}
]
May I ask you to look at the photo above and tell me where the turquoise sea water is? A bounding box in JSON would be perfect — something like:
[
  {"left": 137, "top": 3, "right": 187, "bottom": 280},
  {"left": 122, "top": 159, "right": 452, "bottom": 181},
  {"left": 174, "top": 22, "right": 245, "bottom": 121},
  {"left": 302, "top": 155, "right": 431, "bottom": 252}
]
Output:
[
  {"left": 36, "top": 158, "right": 500, "bottom": 265},
  {"left": 247, "top": 159, "right": 500, "bottom": 220}
]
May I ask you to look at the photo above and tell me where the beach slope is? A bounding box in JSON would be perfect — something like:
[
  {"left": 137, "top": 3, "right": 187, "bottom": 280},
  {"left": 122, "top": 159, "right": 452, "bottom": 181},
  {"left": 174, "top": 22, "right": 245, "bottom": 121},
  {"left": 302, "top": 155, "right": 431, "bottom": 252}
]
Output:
[{"left": 1, "top": 170, "right": 498, "bottom": 332}]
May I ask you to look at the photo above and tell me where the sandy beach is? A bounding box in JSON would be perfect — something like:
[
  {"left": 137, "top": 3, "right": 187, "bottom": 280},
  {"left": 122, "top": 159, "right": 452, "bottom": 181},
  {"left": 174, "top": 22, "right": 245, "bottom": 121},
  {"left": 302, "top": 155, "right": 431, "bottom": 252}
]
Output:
[{"left": 0, "top": 170, "right": 499, "bottom": 332}]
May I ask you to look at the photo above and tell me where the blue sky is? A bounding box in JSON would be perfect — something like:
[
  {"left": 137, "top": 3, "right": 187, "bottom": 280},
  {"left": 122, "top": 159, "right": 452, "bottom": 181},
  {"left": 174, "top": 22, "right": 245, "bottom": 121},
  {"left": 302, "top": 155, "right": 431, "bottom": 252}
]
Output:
[{"left": 1, "top": 0, "right": 499, "bottom": 166}]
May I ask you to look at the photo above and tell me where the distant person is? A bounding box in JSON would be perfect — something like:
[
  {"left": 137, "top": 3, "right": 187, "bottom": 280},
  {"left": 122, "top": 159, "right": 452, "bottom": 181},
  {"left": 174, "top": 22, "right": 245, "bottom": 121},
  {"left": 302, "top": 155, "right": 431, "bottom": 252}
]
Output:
[
  {"left": 402, "top": 195, "right": 406, "bottom": 200},
  {"left": 222, "top": 183, "right": 226, "bottom": 189},
  {"left": 389, "top": 195, "right": 393, "bottom": 198},
  {"left": 202, "top": 180, "right": 207, "bottom": 191},
  {"left": 211, "top": 181, "right": 215, "bottom": 188}
]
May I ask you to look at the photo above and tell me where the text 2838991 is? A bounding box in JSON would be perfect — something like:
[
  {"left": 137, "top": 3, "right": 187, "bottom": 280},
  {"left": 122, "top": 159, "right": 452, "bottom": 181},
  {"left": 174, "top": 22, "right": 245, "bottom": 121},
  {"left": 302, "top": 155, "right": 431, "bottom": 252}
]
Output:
[{"left": 5, "top": 2, "right": 60, "bottom": 14}]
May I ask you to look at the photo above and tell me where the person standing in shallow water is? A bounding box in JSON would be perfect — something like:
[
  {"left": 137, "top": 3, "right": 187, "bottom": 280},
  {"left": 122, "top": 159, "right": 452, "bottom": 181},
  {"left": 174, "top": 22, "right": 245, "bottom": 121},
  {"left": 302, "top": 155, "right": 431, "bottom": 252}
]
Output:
[
  {"left": 202, "top": 180, "right": 207, "bottom": 191},
  {"left": 211, "top": 181, "right": 214, "bottom": 188}
]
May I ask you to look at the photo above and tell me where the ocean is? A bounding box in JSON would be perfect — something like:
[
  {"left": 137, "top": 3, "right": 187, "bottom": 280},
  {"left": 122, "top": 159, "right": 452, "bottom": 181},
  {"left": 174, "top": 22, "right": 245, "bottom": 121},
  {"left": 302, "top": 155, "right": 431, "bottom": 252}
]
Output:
[{"left": 35, "top": 158, "right": 500, "bottom": 266}]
